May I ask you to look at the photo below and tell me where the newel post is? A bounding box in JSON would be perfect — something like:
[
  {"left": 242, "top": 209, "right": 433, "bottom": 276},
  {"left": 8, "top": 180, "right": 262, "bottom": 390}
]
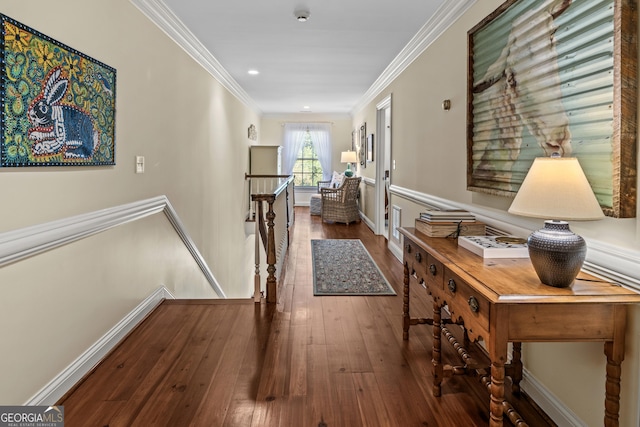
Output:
[{"left": 265, "top": 196, "right": 277, "bottom": 303}]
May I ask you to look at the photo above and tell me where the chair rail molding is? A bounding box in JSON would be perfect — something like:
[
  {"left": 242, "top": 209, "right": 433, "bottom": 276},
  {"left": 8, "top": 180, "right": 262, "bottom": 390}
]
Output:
[
  {"left": 0, "top": 195, "right": 226, "bottom": 298},
  {"left": 389, "top": 184, "right": 640, "bottom": 293},
  {"left": 361, "top": 176, "right": 375, "bottom": 187}
]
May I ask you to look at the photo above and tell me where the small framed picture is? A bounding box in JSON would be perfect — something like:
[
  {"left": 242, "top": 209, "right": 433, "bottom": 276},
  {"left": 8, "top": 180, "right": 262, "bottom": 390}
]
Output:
[
  {"left": 359, "top": 123, "right": 366, "bottom": 168},
  {"left": 351, "top": 129, "right": 356, "bottom": 152},
  {"left": 366, "top": 134, "right": 374, "bottom": 163}
]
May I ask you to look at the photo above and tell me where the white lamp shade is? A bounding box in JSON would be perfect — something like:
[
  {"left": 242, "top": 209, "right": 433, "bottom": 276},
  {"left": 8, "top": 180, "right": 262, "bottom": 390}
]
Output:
[
  {"left": 341, "top": 151, "right": 357, "bottom": 163},
  {"left": 508, "top": 157, "right": 604, "bottom": 221}
]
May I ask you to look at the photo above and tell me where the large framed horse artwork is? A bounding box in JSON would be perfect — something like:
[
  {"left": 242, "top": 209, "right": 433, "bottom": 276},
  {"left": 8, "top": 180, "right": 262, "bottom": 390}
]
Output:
[{"left": 467, "top": 0, "right": 637, "bottom": 218}]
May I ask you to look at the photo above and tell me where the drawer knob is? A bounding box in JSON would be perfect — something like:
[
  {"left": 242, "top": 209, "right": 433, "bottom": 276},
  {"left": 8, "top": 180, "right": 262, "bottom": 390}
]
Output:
[
  {"left": 429, "top": 264, "right": 437, "bottom": 276},
  {"left": 405, "top": 244, "right": 412, "bottom": 253},
  {"left": 468, "top": 296, "right": 479, "bottom": 313},
  {"left": 415, "top": 252, "right": 422, "bottom": 262},
  {"left": 447, "top": 279, "right": 456, "bottom": 293}
]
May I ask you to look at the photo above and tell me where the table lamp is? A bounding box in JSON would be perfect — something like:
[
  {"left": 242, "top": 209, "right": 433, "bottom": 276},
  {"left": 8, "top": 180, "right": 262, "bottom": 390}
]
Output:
[
  {"left": 341, "top": 150, "right": 357, "bottom": 177},
  {"left": 508, "top": 156, "right": 604, "bottom": 288}
]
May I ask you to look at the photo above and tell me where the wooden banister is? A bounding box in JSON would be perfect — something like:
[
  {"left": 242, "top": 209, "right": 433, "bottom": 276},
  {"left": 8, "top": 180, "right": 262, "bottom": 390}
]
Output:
[{"left": 249, "top": 175, "right": 294, "bottom": 303}]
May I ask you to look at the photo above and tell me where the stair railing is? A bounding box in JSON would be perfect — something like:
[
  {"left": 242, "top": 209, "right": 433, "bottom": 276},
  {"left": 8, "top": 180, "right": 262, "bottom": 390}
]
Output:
[{"left": 246, "top": 174, "right": 295, "bottom": 303}]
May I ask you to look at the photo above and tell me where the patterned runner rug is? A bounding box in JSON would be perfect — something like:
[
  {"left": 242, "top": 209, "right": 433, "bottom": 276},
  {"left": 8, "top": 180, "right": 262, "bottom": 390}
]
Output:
[{"left": 311, "top": 239, "right": 396, "bottom": 296}]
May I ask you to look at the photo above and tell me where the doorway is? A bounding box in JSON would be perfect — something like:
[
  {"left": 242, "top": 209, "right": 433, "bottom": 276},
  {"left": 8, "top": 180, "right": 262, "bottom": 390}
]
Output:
[{"left": 375, "top": 95, "right": 392, "bottom": 238}]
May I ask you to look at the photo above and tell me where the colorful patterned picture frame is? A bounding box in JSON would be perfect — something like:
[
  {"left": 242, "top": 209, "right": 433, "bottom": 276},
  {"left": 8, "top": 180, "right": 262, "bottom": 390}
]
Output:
[{"left": 1, "top": 14, "right": 116, "bottom": 167}]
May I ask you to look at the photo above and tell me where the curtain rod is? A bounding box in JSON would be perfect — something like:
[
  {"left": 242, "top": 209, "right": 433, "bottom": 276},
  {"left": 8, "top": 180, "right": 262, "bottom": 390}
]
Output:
[{"left": 280, "top": 121, "right": 334, "bottom": 126}]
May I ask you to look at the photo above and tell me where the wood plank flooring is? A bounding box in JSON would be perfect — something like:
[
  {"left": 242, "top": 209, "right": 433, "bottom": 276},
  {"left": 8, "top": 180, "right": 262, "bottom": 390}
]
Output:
[{"left": 59, "top": 207, "right": 555, "bottom": 426}]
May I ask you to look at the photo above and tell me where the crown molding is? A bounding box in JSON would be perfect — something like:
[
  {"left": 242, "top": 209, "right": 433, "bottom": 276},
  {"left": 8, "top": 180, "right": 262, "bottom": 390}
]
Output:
[
  {"left": 130, "top": 0, "right": 262, "bottom": 115},
  {"left": 352, "top": 0, "right": 477, "bottom": 115},
  {"left": 131, "top": 0, "right": 476, "bottom": 118}
]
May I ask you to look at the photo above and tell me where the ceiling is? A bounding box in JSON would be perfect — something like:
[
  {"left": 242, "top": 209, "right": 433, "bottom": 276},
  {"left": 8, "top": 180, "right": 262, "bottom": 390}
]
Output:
[{"left": 132, "top": 0, "right": 474, "bottom": 115}]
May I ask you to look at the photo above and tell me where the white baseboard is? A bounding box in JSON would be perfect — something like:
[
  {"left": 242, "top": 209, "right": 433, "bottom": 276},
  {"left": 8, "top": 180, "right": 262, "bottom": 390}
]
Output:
[
  {"left": 25, "top": 286, "right": 174, "bottom": 405},
  {"left": 521, "top": 368, "right": 587, "bottom": 427},
  {"left": 361, "top": 212, "right": 375, "bottom": 231},
  {"left": 388, "top": 239, "right": 403, "bottom": 262}
]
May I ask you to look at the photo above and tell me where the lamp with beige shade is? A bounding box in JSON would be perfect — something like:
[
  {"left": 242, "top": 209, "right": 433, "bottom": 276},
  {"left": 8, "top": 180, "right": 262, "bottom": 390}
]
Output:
[{"left": 508, "top": 155, "right": 604, "bottom": 288}]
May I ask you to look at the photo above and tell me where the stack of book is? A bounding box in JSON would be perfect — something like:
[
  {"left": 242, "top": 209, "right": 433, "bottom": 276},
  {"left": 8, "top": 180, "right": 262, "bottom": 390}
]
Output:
[
  {"left": 415, "top": 209, "right": 485, "bottom": 237},
  {"left": 419, "top": 209, "right": 476, "bottom": 222}
]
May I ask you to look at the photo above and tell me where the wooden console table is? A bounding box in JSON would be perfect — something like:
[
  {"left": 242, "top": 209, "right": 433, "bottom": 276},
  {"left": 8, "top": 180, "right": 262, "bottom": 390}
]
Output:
[{"left": 399, "top": 227, "right": 640, "bottom": 427}]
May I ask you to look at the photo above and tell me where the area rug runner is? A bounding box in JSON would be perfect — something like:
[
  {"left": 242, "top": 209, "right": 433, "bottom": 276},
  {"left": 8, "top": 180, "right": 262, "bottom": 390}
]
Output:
[{"left": 311, "top": 239, "right": 396, "bottom": 296}]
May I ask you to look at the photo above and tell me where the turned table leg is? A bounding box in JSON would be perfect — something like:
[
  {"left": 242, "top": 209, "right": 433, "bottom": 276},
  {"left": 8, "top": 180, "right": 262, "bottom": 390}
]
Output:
[
  {"left": 432, "top": 301, "right": 443, "bottom": 396},
  {"left": 489, "top": 311, "right": 509, "bottom": 427},
  {"left": 604, "top": 342, "right": 622, "bottom": 427},
  {"left": 402, "top": 261, "right": 410, "bottom": 340},
  {"left": 511, "top": 342, "right": 523, "bottom": 395},
  {"left": 489, "top": 360, "right": 506, "bottom": 427},
  {"left": 604, "top": 306, "right": 627, "bottom": 427}
]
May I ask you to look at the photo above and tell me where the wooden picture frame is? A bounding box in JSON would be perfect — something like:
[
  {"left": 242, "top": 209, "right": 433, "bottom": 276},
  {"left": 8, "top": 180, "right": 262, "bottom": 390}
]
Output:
[
  {"left": 367, "top": 134, "right": 374, "bottom": 163},
  {"left": 466, "top": 0, "right": 637, "bottom": 218},
  {"left": 359, "top": 123, "right": 367, "bottom": 168},
  {"left": 247, "top": 124, "right": 257, "bottom": 140}
]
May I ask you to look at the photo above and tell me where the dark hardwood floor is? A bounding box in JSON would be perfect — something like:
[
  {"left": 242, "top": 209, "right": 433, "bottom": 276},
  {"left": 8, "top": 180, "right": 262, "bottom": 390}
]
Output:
[{"left": 59, "top": 207, "right": 554, "bottom": 426}]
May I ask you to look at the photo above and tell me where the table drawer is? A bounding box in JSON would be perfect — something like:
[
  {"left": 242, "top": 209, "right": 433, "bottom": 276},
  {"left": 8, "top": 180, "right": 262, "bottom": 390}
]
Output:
[
  {"left": 404, "top": 240, "right": 428, "bottom": 278},
  {"left": 443, "top": 267, "right": 490, "bottom": 339},
  {"left": 424, "top": 254, "right": 444, "bottom": 291}
]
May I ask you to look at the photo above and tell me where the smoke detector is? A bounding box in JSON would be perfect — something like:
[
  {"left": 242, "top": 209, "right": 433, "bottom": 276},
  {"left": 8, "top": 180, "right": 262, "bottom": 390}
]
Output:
[{"left": 294, "top": 9, "right": 310, "bottom": 22}]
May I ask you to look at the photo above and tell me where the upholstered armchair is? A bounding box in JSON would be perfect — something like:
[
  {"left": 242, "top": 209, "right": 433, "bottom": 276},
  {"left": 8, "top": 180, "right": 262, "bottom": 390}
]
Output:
[
  {"left": 320, "top": 176, "right": 361, "bottom": 224},
  {"left": 317, "top": 180, "right": 331, "bottom": 192}
]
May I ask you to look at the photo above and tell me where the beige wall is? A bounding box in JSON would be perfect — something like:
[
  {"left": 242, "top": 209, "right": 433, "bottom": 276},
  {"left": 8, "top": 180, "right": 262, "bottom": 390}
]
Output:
[
  {"left": 0, "top": 0, "right": 259, "bottom": 299},
  {"left": 3, "top": 0, "right": 640, "bottom": 424},
  {"left": 0, "top": 0, "right": 260, "bottom": 403},
  {"left": 352, "top": 1, "right": 640, "bottom": 426},
  {"left": 0, "top": 213, "right": 219, "bottom": 404}
]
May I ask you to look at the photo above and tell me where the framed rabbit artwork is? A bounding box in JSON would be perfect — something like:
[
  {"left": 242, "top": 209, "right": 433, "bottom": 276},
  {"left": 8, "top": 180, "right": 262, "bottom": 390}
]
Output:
[{"left": 0, "top": 14, "right": 116, "bottom": 167}]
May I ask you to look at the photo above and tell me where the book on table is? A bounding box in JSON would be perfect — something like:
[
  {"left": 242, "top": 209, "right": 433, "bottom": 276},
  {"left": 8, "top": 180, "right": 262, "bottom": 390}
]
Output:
[
  {"left": 415, "top": 218, "right": 485, "bottom": 238},
  {"left": 458, "top": 235, "right": 529, "bottom": 258},
  {"left": 420, "top": 209, "right": 476, "bottom": 222}
]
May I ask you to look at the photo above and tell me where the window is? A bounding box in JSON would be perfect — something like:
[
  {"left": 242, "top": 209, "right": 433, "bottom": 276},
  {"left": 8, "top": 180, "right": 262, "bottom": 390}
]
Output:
[
  {"left": 283, "top": 122, "right": 332, "bottom": 186},
  {"left": 292, "top": 131, "right": 323, "bottom": 187}
]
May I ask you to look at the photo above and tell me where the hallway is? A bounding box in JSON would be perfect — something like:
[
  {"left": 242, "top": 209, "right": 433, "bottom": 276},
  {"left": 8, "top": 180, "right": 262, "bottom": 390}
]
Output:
[{"left": 58, "top": 207, "right": 553, "bottom": 426}]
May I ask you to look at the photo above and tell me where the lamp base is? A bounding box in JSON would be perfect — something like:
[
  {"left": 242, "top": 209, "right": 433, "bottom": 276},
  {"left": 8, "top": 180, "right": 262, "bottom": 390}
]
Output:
[
  {"left": 344, "top": 164, "right": 354, "bottom": 177},
  {"left": 527, "top": 220, "right": 586, "bottom": 288}
]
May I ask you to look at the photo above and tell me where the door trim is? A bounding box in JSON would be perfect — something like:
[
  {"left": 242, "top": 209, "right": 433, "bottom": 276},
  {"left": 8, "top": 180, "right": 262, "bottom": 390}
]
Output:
[{"left": 375, "top": 95, "right": 392, "bottom": 236}]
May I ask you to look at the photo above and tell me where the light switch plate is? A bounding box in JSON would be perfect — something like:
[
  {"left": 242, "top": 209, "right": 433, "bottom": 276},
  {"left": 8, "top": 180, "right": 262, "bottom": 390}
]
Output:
[{"left": 135, "top": 156, "right": 145, "bottom": 174}]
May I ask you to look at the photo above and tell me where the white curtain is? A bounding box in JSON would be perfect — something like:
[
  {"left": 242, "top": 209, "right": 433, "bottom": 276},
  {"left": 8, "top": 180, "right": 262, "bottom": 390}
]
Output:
[
  {"left": 282, "top": 123, "right": 308, "bottom": 175},
  {"left": 307, "top": 123, "right": 332, "bottom": 182},
  {"left": 283, "top": 122, "right": 332, "bottom": 182}
]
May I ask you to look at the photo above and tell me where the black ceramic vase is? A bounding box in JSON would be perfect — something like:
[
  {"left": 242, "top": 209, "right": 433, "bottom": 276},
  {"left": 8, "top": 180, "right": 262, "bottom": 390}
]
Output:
[{"left": 527, "top": 220, "right": 586, "bottom": 288}]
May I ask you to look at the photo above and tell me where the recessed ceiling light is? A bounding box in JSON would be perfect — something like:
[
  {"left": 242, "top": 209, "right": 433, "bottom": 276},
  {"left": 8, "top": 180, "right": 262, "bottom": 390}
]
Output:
[
  {"left": 303, "top": 106, "right": 310, "bottom": 110},
  {"left": 294, "top": 9, "right": 310, "bottom": 22},
  {"left": 248, "top": 70, "right": 259, "bottom": 75}
]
